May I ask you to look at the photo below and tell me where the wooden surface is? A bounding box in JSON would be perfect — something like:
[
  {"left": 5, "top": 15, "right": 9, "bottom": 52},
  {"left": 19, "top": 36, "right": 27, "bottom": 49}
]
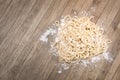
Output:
[{"left": 0, "top": 0, "right": 120, "bottom": 80}]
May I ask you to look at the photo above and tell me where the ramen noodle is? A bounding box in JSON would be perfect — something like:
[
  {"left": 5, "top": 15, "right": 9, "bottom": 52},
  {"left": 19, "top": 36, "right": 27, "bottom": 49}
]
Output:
[{"left": 52, "top": 15, "right": 111, "bottom": 63}]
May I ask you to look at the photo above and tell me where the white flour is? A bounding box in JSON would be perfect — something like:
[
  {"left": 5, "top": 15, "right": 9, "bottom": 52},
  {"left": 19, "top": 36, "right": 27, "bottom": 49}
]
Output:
[
  {"left": 103, "top": 52, "right": 113, "bottom": 62},
  {"left": 80, "top": 52, "right": 113, "bottom": 67},
  {"left": 40, "top": 28, "right": 57, "bottom": 43},
  {"left": 91, "top": 56, "right": 101, "bottom": 63},
  {"left": 81, "top": 60, "right": 90, "bottom": 67}
]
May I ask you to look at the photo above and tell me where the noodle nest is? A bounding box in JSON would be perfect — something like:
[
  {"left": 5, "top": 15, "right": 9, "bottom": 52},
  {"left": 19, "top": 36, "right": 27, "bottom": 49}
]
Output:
[{"left": 52, "top": 15, "right": 111, "bottom": 63}]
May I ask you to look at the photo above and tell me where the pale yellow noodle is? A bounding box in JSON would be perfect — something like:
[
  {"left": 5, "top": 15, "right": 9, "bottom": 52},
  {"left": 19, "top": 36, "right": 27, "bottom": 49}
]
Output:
[{"left": 53, "top": 15, "right": 110, "bottom": 63}]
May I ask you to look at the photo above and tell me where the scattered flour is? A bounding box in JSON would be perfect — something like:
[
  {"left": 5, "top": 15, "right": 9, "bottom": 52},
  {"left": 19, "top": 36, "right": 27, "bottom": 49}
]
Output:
[
  {"left": 61, "top": 63, "right": 69, "bottom": 70},
  {"left": 91, "top": 56, "right": 101, "bottom": 63},
  {"left": 58, "top": 70, "right": 62, "bottom": 74},
  {"left": 68, "top": 51, "right": 112, "bottom": 69},
  {"left": 40, "top": 28, "right": 57, "bottom": 42},
  {"left": 60, "top": 18, "right": 65, "bottom": 26},
  {"left": 80, "top": 52, "right": 113, "bottom": 67},
  {"left": 103, "top": 52, "right": 113, "bottom": 62},
  {"left": 81, "top": 60, "right": 90, "bottom": 67}
]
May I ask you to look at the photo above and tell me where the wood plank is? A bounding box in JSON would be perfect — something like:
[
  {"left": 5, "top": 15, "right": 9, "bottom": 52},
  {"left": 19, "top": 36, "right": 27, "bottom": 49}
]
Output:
[
  {"left": 0, "top": 0, "right": 28, "bottom": 44},
  {"left": 0, "top": 0, "right": 120, "bottom": 80},
  {"left": 104, "top": 51, "right": 120, "bottom": 80},
  {"left": 112, "top": 64, "right": 120, "bottom": 80},
  {"left": 0, "top": 0, "right": 37, "bottom": 73},
  {"left": 0, "top": 0, "right": 12, "bottom": 18}
]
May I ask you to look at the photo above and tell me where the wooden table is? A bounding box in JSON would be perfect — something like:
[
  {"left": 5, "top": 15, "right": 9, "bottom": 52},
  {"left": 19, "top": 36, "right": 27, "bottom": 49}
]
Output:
[{"left": 0, "top": 0, "right": 120, "bottom": 80}]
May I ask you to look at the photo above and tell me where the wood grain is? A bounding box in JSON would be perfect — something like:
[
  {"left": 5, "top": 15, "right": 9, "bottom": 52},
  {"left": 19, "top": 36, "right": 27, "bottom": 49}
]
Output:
[{"left": 0, "top": 0, "right": 120, "bottom": 80}]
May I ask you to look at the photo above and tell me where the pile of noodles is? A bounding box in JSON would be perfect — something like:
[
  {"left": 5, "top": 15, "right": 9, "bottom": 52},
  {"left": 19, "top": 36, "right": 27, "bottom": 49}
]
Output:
[{"left": 52, "top": 15, "right": 111, "bottom": 63}]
